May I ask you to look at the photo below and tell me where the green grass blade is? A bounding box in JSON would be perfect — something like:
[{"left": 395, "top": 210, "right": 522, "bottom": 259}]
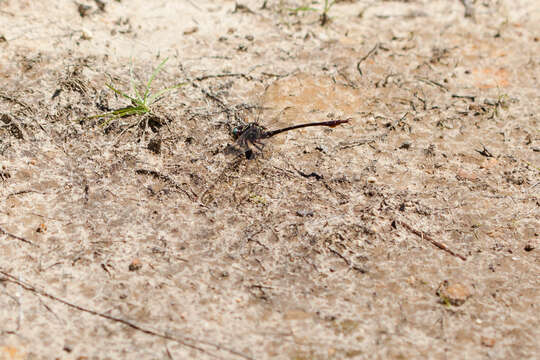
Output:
[
  {"left": 144, "top": 57, "right": 169, "bottom": 101},
  {"left": 106, "top": 83, "right": 140, "bottom": 104},
  {"left": 86, "top": 111, "right": 119, "bottom": 120},
  {"left": 288, "top": 6, "right": 317, "bottom": 13},
  {"left": 88, "top": 57, "right": 175, "bottom": 127},
  {"left": 110, "top": 106, "right": 143, "bottom": 117},
  {"left": 324, "top": 0, "right": 335, "bottom": 12},
  {"left": 129, "top": 62, "right": 142, "bottom": 101},
  {"left": 87, "top": 105, "right": 145, "bottom": 121},
  {"left": 147, "top": 82, "right": 186, "bottom": 105}
]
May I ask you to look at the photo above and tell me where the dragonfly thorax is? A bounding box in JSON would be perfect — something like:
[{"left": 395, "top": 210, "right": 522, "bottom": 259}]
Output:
[{"left": 232, "top": 123, "right": 267, "bottom": 140}]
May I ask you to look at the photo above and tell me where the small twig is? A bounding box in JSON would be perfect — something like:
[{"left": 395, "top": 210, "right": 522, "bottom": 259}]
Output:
[
  {"left": 377, "top": 73, "right": 400, "bottom": 88},
  {"left": 1, "top": 113, "right": 25, "bottom": 139},
  {"left": 475, "top": 144, "right": 494, "bottom": 158},
  {"left": 166, "top": 344, "right": 174, "bottom": 360},
  {"left": 261, "top": 72, "right": 290, "bottom": 78},
  {"left": 328, "top": 246, "right": 349, "bottom": 264},
  {"left": 194, "top": 73, "right": 252, "bottom": 82},
  {"left": 409, "top": 100, "right": 416, "bottom": 112},
  {"left": 0, "top": 269, "right": 253, "bottom": 360},
  {"left": 415, "top": 77, "right": 448, "bottom": 92},
  {"left": 201, "top": 88, "right": 227, "bottom": 109},
  {"left": 460, "top": 0, "right": 475, "bottom": 18},
  {"left": 233, "top": 3, "right": 255, "bottom": 14},
  {"left": 0, "top": 169, "right": 10, "bottom": 181},
  {"left": 392, "top": 220, "right": 467, "bottom": 261},
  {"left": 247, "top": 238, "right": 269, "bottom": 251},
  {"left": 339, "top": 139, "right": 375, "bottom": 149},
  {"left": 184, "top": 0, "right": 201, "bottom": 11},
  {"left": 388, "top": 112, "right": 409, "bottom": 131},
  {"left": 135, "top": 169, "right": 195, "bottom": 200},
  {"left": 111, "top": 116, "right": 144, "bottom": 146},
  {"left": 414, "top": 92, "right": 427, "bottom": 110},
  {"left": 0, "top": 92, "right": 33, "bottom": 113},
  {"left": 0, "top": 225, "right": 36, "bottom": 246},
  {"left": 296, "top": 170, "right": 323, "bottom": 180},
  {"left": 451, "top": 94, "right": 475, "bottom": 102},
  {"left": 6, "top": 189, "right": 44, "bottom": 199},
  {"left": 328, "top": 247, "right": 368, "bottom": 273},
  {"left": 378, "top": 112, "right": 409, "bottom": 142},
  {"left": 337, "top": 69, "right": 358, "bottom": 89},
  {"left": 357, "top": 43, "right": 379, "bottom": 76}
]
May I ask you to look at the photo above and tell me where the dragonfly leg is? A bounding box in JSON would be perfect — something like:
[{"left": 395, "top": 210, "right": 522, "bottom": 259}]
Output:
[
  {"left": 245, "top": 149, "right": 255, "bottom": 160},
  {"left": 249, "top": 139, "right": 265, "bottom": 152},
  {"left": 253, "top": 143, "right": 265, "bottom": 152}
]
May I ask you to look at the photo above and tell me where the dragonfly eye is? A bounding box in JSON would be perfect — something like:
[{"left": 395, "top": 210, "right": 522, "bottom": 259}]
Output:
[{"left": 232, "top": 126, "right": 243, "bottom": 138}]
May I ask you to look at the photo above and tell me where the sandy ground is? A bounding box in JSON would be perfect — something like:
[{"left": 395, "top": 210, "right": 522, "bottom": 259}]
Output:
[{"left": 0, "top": 0, "right": 539, "bottom": 359}]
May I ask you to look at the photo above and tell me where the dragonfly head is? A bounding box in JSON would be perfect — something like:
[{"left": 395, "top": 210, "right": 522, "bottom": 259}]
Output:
[
  {"left": 232, "top": 124, "right": 250, "bottom": 139},
  {"left": 232, "top": 126, "right": 243, "bottom": 139}
]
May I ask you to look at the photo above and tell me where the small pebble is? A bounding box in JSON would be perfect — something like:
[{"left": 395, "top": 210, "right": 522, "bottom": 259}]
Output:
[
  {"left": 81, "top": 29, "right": 93, "bottom": 40},
  {"left": 399, "top": 142, "right": 411, "bottom": 150},
  {"left": 78, "top": 4, "right": 92, "bottom": 17},
  {"left": 36, "top": 223, "right": 47, "bottom": 233},
  {"left": 183, "top": 26, "right": 198, "bottom": 35},
  {"left": 129, "top": 258, "right": 142, "bottom": 271},
  {"left": 367, "top": 176, "right": 377, "bottom": 184},
  {"left": 147, "top": 138, "right": 161, "bottom": 154},
  {"left": 296, "top": 209, "right": 314, "bottom": 217},
  {"left": 481, "top": 336, "right": 496, "bottom": 347},
  {"left": 436, "top": 280, "right": 472, "bottom": 306}
]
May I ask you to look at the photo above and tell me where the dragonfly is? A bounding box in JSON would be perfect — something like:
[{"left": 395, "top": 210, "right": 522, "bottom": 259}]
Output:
[
  {"left": 230, "top": 118, "right": 350, "bottom": 159},
  {"left": 201, "top": 116, "right": 350, "bottom": 204}
]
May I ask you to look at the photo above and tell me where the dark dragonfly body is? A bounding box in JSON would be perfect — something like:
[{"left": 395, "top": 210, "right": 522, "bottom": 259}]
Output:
[{"left": 232, "top": 119, "right": 350, "bottom": 156}]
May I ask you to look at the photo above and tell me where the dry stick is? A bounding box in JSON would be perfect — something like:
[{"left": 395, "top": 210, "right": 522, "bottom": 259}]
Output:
[
  {"left": 201, "top": 88, "right": 228, "bottom": 110},
  {"left": 0, "top": 269, "right": 253, "bottom": 360},
  {"left": 135, "top": 169, "right": 195, "bottom": 200},
  {"left": 328, "top": 247, "right": 368, "bottom": 273},
  {"left": 1, "top": 113, "right": 25, "bottom": 139},
  {"left": 6, "top": 190, "right": 43, "bottom": 199},
  {"left": 337, "top": 69, "right": 358, "bottom": 89},
  {"left": 451, "top": 94, "right": 475, "bottom": 102},
  {"left": 184, "top": 0, "right": 201, "bottom": 11},
  {"left": 0, "top": 92, "right": 33, "bottom": 113},
  {"left": 357, "top": 43, "right": 379, "bottom": 76},
  {"left": 460, "top": 0, "right": 475, "bottom": 18},
  {"left": 339, "top": 138, "right": 375, "bottom": 149},
  {"left": 415, "top": 77, "right": 448, "bottom": 92},
  {"left": 261, "top": 72, "right": 290, "bottom": 79},
  {"left": 195, "top": 73, "right": 252, "bottom": 82},
  {"left": 0, "top": 226, "right": 35, "bottom": 246},
  {"left": 394, "top": 220, "right": 467, "bottom": 261}
]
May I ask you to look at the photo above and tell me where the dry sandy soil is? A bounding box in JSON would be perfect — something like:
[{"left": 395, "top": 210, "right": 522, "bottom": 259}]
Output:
[{"left": 0, "top": 0, "right": 539, "bottom": 359}]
